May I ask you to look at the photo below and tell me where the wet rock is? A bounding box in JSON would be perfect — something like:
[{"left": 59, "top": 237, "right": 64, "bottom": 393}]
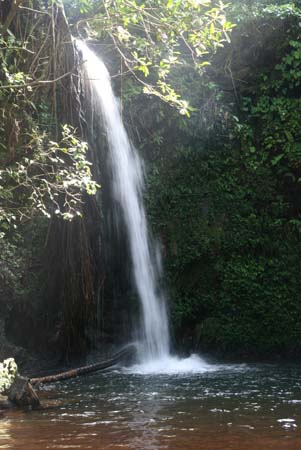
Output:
[
  {"left": 0, "top": 394, "right": 14, "bottom": 410},
  {"left": 8, "top": 376, "right": 40, "bottom": 408}
]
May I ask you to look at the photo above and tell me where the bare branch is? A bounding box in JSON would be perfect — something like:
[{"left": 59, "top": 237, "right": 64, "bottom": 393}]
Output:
[{"left": 0, "top": 69, "right": 75, "bottom": 90}]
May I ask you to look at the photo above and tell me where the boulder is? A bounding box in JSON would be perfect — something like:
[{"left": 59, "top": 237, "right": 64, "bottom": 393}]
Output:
[{"left": 7, "top": 376, "right": 40, "bottom": 408}]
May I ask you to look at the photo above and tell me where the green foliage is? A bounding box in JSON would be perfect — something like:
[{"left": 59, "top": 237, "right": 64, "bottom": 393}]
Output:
[
  {"left": 146, "top": 140, "right": 301, "bottom": 357},
  {"left": 0, "top": 5, "right": 100, "bottom": 230},
  {"left": 228, "top": 1, "right": 301, "bottom": 22},
  {"left": 240, "top": 38, "right": 301, "bottom": 220},
  {"left": 0, "top": 1, "right": 101, "bottom": 360},
  {"left": 0, "top": 125, "right": 99, "bottom": 228},
  {"left": 65, "top": 0, "right": 95, "bottom": 16},
  {"left": 74, "top": 0, "right": 234, "bottom": 115},
  {"left": 138, "top": 5, "right": 301, "bottom": 358}
]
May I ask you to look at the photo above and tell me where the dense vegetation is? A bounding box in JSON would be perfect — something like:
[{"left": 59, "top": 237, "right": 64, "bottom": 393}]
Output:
[
  {"left": 1, "top": 0, "right": 301, "bottom": 365},
  {"left": 140, "top": 2, "right": 301, "bottom": 359}
]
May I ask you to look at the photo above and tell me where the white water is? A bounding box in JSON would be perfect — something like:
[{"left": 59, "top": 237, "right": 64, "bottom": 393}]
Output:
[
  {"left": 126, "top": 354, "right": 218, "bottom": 375},
  {"left": 78, "top": 41, "right": 169, "bottom": 362},
  {"left": 78, "top": 41, "right": 213, "bottom": 373}
]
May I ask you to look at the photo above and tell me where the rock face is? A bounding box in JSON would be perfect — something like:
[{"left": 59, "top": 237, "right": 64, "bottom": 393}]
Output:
[{"left": 7, "top": 376, "right": 40, "bottom": 408}]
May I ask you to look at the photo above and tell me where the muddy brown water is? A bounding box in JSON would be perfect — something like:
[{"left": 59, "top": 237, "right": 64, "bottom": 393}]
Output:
[{"left": 1, "top": 363, "right": 301, "bottom": 449}]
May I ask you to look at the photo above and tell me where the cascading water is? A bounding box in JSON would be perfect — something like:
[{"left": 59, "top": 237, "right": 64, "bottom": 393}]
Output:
[
  {"left": 78, "top": 40, "right": 212, "bottom": 373},
  {"left": 77, "top": 40, "right": 169, "bottom": 363}
]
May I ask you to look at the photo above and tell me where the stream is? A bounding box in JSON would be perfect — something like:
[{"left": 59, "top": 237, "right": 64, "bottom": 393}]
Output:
[{"left": 1, "top": 362, "right": 301, "bottom": 449}]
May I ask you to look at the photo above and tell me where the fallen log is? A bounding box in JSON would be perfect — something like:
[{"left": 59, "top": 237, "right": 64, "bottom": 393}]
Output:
[
  {"left": 30, "top": 345, "right": 136, "bottom": 385},
  {"left": 0, "top": 346, "right": 136, "bottom": 409}
]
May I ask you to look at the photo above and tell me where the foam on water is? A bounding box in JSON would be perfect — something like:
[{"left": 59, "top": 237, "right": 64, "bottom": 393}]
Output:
[{"left": 126, "top": 354, "right": 219, "bottom": 375}]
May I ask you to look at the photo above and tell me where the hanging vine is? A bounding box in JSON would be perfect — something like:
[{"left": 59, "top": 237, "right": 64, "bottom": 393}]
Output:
[{"left": 0, "top": 0, "right": 103, "bottom": 359}]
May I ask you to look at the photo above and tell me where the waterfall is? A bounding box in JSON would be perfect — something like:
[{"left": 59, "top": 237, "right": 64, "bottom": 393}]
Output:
[
  {"left": 77, "top": 40, "right": 213, "bottom": 374},
  {"left": 77, "top": 41, "right": 170, "bottom": 362}
]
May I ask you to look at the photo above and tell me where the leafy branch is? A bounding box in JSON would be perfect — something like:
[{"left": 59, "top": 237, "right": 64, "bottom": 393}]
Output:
[
  {"left": 75, "top": 0, "right": 234, "bottom": 115},
  {"left": 0, "top": 125, "right": 99, "bottom": 227}
]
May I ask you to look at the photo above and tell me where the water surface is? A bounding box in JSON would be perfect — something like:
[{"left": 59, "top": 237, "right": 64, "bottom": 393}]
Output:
[{"left": 1, "top": 363, "right": 301, "bottom": 449}]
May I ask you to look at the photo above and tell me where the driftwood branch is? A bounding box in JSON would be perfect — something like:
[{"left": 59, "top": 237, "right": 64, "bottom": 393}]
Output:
[
  {"left": 0, "top": 347, "right": 136, "bottom": 410},
  {"left": 30, "top": 346, "right": 135, "bottom": 385}
]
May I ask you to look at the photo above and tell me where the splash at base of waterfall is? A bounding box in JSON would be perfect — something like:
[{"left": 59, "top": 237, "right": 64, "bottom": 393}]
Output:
[{"left": 125, "top": 353, "right": 218, "bottom": 375}]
